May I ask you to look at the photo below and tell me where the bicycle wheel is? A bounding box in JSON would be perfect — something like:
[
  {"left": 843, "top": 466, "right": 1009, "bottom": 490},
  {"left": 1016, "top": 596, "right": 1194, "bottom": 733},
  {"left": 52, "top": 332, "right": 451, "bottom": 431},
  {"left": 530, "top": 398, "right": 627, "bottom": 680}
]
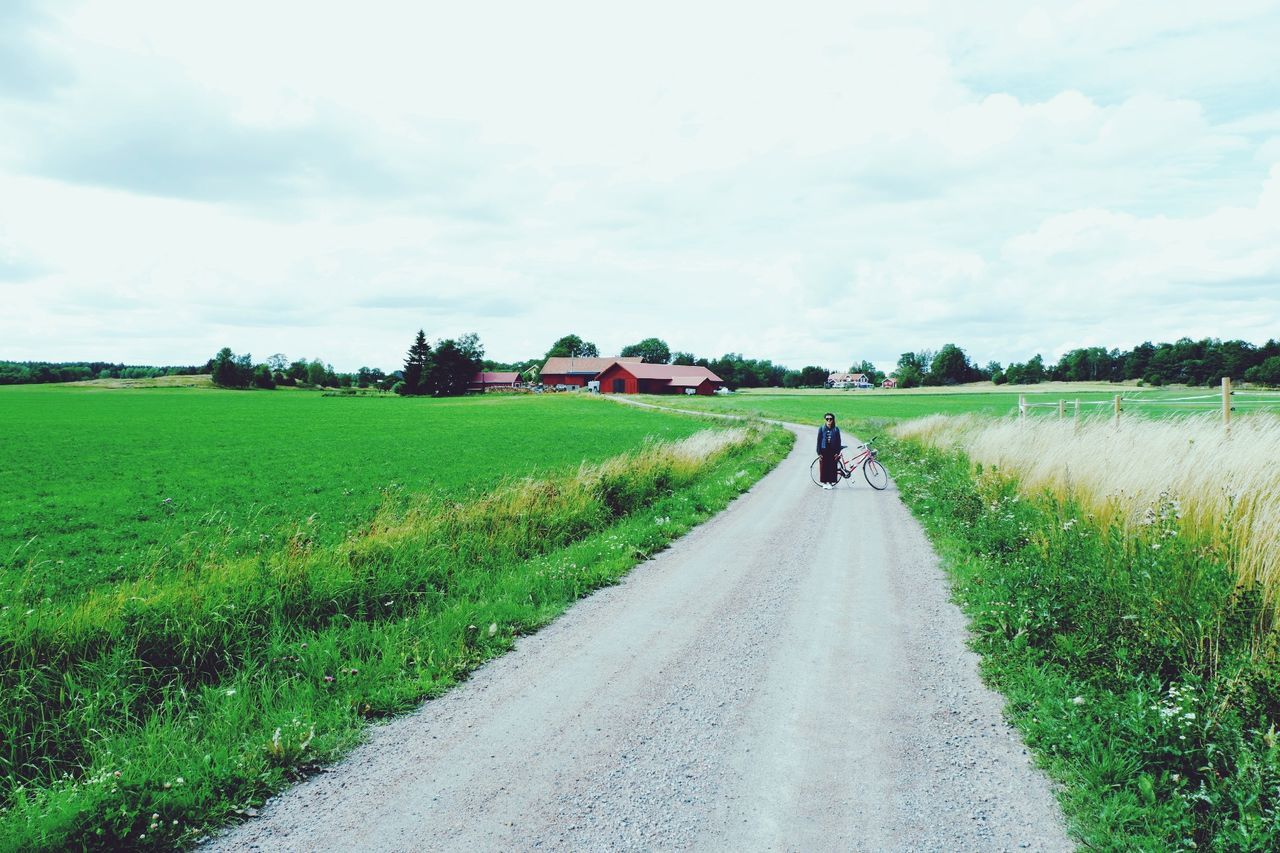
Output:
[
  {"left": 862, "top": 458, "right": 889, "bottom": 490},
  {"left": 809, "top": 457, "right": 823, "bottom": 486}
]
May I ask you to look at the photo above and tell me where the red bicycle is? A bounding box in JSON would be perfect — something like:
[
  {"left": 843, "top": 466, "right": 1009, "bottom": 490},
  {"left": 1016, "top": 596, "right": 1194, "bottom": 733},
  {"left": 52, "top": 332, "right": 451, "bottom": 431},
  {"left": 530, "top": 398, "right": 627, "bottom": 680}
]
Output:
[{"left": 810, "top": 438, "right": 889, "bottom": 490}]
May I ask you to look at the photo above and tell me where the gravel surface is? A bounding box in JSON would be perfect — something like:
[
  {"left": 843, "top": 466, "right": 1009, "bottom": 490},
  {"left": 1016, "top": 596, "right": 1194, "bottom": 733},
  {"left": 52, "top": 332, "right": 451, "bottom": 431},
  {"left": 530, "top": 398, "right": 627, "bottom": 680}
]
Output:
[{"left": 207, "top": 422, "right": 1073, "bottom": 852}]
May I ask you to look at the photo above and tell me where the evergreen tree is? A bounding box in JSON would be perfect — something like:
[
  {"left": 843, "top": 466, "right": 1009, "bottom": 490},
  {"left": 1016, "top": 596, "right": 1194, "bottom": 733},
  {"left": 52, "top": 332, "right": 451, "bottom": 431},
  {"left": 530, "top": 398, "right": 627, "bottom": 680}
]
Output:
[{"left": 401, "top": 329, "right": 433, "bottom": 395}]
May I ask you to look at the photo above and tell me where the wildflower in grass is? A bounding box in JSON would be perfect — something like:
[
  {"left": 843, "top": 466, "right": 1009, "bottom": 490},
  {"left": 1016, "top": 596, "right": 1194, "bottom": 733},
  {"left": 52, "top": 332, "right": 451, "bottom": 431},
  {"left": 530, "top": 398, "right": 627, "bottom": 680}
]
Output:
[
  {"left": 225, "top": 688, "right": 237, "bottom": 696},
  {"left": 324, "top": 675, "right": 334, "bottom": 683}
]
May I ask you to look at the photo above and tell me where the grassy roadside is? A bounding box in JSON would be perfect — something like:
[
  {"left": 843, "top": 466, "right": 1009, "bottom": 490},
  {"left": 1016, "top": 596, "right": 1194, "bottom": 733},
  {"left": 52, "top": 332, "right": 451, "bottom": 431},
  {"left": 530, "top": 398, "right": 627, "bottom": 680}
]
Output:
[
  {"left": 877, "top": 432, "right": 1280, "bottom": 850},
  {"left": 1, "top": 421, "right": 793, "bottom": 851}
]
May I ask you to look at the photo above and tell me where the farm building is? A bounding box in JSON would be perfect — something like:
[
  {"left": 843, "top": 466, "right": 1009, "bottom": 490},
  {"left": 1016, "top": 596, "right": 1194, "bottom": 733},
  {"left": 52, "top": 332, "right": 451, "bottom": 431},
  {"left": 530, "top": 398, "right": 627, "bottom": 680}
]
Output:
[
  {"left": 595, "top": 361, "right": 724, "bottom": 395},
  {"left": 881, "top": 377, "right": 898, "bottom": 388},
  {"left": 540, "top": 356, "right": 642, "bottom": 388},
  {"left": 468, "top": 371, "right": 519, "bottom": 392},
  {"left": 827, "top": 372, "right": 871, "bottom": 388}
]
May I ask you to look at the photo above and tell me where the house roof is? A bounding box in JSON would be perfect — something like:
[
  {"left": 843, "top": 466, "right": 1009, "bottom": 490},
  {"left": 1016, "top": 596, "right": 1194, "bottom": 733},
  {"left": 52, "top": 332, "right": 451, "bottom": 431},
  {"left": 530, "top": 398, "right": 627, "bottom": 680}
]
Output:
[
  {"left": 472, "top": 371, "right": 519, "bottom": 384},
  {"left": 541, "top": 356, "right": 641, "bottom": 375},
  {"left": 601, "top": 362, "right": 724, "bottom": 383},
  {"left": 828, "top": 372, "right": 868, "bottom": 383}
]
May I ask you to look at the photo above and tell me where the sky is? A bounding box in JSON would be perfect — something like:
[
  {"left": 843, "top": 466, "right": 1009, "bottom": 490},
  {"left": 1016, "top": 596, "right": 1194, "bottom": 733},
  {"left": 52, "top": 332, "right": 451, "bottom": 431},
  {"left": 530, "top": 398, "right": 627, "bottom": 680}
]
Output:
[{"left": 1, "top": 0, "right": 1279, "bottom": 374}]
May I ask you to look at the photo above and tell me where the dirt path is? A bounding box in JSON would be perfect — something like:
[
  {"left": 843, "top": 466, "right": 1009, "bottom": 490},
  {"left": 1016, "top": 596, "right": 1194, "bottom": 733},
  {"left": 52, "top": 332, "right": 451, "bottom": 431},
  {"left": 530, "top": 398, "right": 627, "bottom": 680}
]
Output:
[{"left": 208, "top": 422, "right": 1072, "bottom": 852}]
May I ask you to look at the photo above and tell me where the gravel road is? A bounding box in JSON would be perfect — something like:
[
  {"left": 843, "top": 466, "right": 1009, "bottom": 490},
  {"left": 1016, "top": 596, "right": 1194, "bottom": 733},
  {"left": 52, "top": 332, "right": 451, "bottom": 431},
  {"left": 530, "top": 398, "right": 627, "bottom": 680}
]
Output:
[{"left": 207, "top": 422, "right": 1073, "bottom": 852}]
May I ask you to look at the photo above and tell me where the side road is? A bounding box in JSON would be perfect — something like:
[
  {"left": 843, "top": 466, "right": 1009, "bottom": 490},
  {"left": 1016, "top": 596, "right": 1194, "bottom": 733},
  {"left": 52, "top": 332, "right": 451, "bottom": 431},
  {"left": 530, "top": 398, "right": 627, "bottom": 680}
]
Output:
[{"left": 208, "top": 417, "right": 1072, "bottom": 851}]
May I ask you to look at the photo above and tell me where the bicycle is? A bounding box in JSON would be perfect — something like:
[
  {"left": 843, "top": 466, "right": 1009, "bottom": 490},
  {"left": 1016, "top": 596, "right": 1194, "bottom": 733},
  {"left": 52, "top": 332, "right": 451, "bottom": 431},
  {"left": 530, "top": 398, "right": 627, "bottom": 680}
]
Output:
[{"left": 810, "top": 437, "right": 889, "bottom": 490}]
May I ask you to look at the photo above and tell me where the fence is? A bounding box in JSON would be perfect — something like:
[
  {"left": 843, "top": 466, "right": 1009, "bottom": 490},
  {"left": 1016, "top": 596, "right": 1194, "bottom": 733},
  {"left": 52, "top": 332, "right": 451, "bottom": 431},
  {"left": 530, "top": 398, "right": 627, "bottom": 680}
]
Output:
[{"left": 1018, "top": 377, "right": 1280, "bottom": 428}]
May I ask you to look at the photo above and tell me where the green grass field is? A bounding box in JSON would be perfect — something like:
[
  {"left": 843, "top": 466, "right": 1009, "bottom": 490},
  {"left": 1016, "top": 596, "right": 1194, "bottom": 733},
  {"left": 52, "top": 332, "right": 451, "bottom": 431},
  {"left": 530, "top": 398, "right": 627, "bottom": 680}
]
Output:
[
  {"left": 0, "top": 385, "right": 793, "bottom": 849},
  {"left": 638, "top": 384, "right": 1280, "bottom": 426},
  {"left": 0, "top": 386, "right": 709, "bottom": 601}
]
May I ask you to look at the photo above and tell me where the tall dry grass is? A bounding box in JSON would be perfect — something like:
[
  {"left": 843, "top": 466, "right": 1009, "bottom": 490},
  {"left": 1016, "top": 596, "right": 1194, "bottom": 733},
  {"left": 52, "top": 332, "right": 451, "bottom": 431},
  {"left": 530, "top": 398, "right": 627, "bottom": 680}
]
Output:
[{"left": 893, "top": 412, "right": 1280, "bottom": 614}]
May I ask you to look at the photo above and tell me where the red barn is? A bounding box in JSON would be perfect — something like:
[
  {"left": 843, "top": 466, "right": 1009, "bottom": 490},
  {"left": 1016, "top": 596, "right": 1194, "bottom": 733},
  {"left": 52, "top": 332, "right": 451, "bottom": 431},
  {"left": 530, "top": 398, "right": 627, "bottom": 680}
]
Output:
[
  {"left": 540, "top": 356, "right": 641, "bottom": 388},
  {"left": 468, "top": 371, "right": 519, "bottom": 392},
  {"left": 595, "top": 362, "right": 724, "bottom": 395}
]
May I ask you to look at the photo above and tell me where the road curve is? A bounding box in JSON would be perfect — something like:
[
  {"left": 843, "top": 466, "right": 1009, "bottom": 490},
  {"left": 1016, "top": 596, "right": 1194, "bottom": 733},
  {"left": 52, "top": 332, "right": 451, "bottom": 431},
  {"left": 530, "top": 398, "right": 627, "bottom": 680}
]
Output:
[{"left": 208, "top": 422, "right": 1072, "bottom": 852}]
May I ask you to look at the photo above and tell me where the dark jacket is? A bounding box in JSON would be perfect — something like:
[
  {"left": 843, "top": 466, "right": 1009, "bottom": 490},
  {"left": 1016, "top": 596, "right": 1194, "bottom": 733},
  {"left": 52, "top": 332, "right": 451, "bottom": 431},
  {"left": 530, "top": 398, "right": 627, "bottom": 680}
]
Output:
[{"left": 817, "top": 425, "right": 842, "bottom": 455}]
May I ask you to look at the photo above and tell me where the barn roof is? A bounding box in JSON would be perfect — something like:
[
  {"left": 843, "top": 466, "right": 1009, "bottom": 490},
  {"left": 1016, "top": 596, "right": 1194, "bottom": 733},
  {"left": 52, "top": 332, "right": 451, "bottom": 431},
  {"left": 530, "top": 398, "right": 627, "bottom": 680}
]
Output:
[
  {"left": 472, "top": 371, "right": 519, "bottom": 384},
  {"left": 602, "top": 362, "right": 724, "bottom": 383},
  {"left": 541, "top": 356, "right": 641, "bottom": 375}
]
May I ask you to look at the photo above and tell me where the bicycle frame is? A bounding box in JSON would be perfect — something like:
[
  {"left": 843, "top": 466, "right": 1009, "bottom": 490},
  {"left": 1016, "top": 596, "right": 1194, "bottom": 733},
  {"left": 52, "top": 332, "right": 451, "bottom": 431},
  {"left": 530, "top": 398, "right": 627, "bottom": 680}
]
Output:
[
  {"left": 810, "top": 437, "right": 887, "bottom": 490},
  {"left": 836, "top": 444, "right": 873, "bottom": 478}
]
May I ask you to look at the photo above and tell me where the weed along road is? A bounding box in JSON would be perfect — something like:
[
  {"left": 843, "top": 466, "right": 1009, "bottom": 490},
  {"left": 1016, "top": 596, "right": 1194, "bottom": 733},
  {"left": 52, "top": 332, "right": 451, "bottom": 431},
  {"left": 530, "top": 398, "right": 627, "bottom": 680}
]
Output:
[{"left": 208, "top": 422, "right": 1071, "bottom": 852}]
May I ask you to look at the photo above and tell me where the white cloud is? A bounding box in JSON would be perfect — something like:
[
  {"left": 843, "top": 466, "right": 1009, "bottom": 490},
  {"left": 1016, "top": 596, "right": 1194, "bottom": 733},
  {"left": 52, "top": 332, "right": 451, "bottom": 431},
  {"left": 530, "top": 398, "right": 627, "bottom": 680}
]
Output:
[{"left": 1, "top": 0, "right": 1278, "bottom": 371}]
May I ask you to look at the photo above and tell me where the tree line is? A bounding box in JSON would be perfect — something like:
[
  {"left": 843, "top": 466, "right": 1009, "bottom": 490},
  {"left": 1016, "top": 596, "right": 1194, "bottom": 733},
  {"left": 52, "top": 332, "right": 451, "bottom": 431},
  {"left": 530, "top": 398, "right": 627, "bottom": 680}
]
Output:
[
  {"left": 205, "top": 329, "right": 486, "bottom": 396},
  {"left": 0, "top": 361, "right": 205, "bottom": 385},
  {"left": 206, "top": 332, "right": 1280, "bottom": 394},
  {"left": 9, "top": 333, "right": 1280, "bottom": 392},
  {"left": 532, "top": 333, "right": 1280, "bottom": 390},
  {"left": 891, "top": 337, "right": 1280, "bottom": 388}
]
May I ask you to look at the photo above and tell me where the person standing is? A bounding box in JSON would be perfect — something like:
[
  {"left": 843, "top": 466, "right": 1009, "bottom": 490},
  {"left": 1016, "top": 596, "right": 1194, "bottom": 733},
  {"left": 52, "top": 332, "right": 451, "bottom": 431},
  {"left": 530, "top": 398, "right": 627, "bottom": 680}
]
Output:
[{"left": 817, "top": 412, "right": 842, "bottom": 489}]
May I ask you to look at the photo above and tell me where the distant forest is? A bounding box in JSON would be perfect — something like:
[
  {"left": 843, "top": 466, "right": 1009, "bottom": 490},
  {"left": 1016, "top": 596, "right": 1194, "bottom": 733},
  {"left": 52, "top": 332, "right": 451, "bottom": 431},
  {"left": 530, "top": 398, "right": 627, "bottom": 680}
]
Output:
[
  {"left": 0, "top": 361, "right": 206, "bottom": 385},
  {"left": 3, "top": 335, "right": 1279, "bottom": 390},
  {"left": 893, "top": 337, "right": 1280, "bottom": 388}
]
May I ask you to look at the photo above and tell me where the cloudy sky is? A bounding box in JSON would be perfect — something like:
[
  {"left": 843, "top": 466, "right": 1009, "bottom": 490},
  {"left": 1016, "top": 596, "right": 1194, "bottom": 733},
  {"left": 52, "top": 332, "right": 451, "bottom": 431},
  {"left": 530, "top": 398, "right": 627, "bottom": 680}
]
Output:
[{"left": 2, "top": 1, "right": 1278, "bottom": 373}]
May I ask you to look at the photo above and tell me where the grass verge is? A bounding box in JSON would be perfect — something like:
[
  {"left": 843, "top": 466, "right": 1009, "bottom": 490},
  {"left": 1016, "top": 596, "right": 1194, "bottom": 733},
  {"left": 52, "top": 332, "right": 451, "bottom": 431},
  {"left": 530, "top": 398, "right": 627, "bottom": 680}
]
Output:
[
  {"left": 878, "top": 431, "right": 1280, "bottom": 850},
  {"left": 0, "top": 422, "right": 793, "bottom": 851}
]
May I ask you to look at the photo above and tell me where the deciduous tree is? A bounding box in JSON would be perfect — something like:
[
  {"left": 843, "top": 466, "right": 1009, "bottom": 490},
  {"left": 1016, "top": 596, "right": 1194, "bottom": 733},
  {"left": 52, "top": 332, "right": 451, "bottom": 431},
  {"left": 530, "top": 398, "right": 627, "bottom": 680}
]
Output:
[
  {"left": 429, "top": 332, "right": 485, "bottom": 396},
  {"left": 545, "top": 334, "right": 598, "bottom": 359},
  {"left": 620, "top": 337, "right": 671, "bottom": 364}
]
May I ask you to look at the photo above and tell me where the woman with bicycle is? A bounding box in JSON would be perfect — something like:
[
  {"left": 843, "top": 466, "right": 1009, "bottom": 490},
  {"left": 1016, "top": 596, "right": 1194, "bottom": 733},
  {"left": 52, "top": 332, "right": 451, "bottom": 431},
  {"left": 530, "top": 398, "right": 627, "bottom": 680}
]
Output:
[{"left": 816, "top": 412, "right": 842, "bottom": 490}]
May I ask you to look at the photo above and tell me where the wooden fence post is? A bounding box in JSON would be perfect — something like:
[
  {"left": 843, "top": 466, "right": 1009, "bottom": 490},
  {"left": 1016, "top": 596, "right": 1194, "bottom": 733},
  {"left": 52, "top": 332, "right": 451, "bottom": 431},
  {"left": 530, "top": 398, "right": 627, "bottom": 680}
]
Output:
[
  {"left": 1223, "top": 376, "right": 1232, "bottom": 429},
  {"left": 1058, "top": 400, "right": 1065, "bottom": 419},
  {"left": 1019, "top": 394, "right": 1026, "bottom": 424},
  {"left": 1114, "top": 394, "right": 1122, "bottom": 426},
  {"left": 1074, "top": 399, "right": 1080, "bottom": 430}
]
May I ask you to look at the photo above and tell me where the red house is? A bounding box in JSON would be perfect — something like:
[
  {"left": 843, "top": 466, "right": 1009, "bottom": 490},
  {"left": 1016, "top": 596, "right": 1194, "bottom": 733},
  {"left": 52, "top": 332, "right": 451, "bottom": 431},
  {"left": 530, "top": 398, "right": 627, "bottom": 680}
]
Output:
[
  {"left": 595, "top": 362, "right": 724, "bottom": 395},
  {"left": 540, "top": 356, "right": 641, "bottom": 388}
]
